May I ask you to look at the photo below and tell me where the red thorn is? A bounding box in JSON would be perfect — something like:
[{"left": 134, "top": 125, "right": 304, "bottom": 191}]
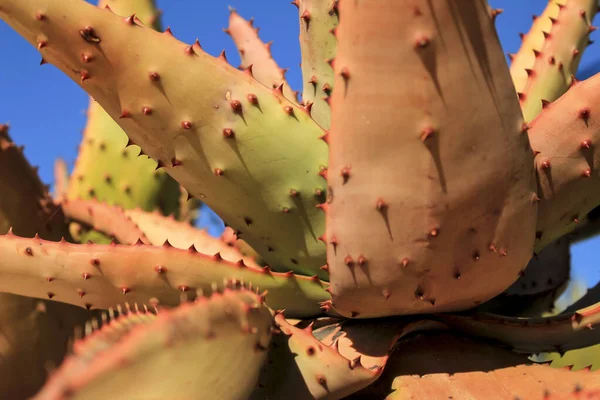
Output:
[
  {"left": 81, "top": 53, "right": 93, "bottom": 63},
  {"left": 582, "top": 169, "right": 592, "bottom": 178},
  {"left": 121, "top": 287, "right": 130, "bottom": 295},
  {"left": 77, "top": 289, "right": 86, "bottom": 298},
  {"left": 302, "top": 102, "right": 314, "bottom": 115},
  {"left": 344, "top": 255, "right": 354, "bottom": 266},
  {"left": 82, "top": 273, "right": 91, "bottom": 280},
  {"left": 80, "top": 70, "right": 90, "bottom": 82},
  {"left": 541, "top": 99, "right": 550, "bottom": 108},
  {"left": 301, "top": 10, "right": 311, "bottom": 22},
  {"left": 47, "top": 292, "right": 54, "bottom": 299},
  {"left": 124, "top": 14, "right": 136, "bottom": 25},
  {"left": 581, "top": 140, "right": 592, "bottom": 149},
  {"left": 214, "top": 168, "right": 224, "bottom": 176},
  {"left": 320, "top": 264, "right": 329, "bottom": 272},
  {"left": 181, "top": 121, "right": 193, "bottom": 130},
  {"left": 154, "top": 265, "right": 165, "bottom": 274},
  {"left": 184, "top": 45, "right": 196, "bottom": 56},
  {"left": 340, "top": 165, "right": 351, "bottom": 183},
  {"left": 218, "top": 50, "right": 227, "bottom": 62},
  {"left": 222, "top": 128, "right": 235, "bottom": 138},
  {"left": 330, "top": 235, "right": 338, "bottom": 250},
  {"left": 284, "top": 105, "right": 294, "bottom": 115},
  {"left": 541, "top": 160, "right": 551, "bottom": 169},
  {"left": 490, "top": 8, "right": 503, "bottom": 22},
  {"left": 579, "top": 108, "right": 591, "bottom": 122},
  {"left": 149, "top": 71, "right": 160, "bottom": 81},
  {"left": 414, "top": 36, "right": 430, "bottom": 49},
  {"left": 179, "top": 285, "right": 189, "bottom": 292},
  {"left": 142, "top": 106, "right": 153, "bottom": 115},
  {"left": 274, "top": 83, "right": 285, "bottom": 96},
  {"left": 164, "top": 27, "right": 173, "bottom": 36},
  {"left": 420, "top": 126, "right": 436, "bottom": 141},
  {"left": 316, "top": 203, "right": 328, "bottom": 212},
  {"left": 120, "top": 110, "right": 132, "bottom": 119},
  {"left": 247, "top": 93, "right": 258, "bottom": 105},
  {"left": 230, "top": 100, "right": 242, "bottom": 113},
  {"left": 244, "top": 64, "right": 254, "bottom": 78},
  {"left": 340, "top": 67, "right": 350, "bottom": 81}
]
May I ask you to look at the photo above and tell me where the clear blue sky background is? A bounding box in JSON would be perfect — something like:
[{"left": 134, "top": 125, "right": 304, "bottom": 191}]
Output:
[{"left": 0, "top": 1, "right": 599, "bottom": 295}]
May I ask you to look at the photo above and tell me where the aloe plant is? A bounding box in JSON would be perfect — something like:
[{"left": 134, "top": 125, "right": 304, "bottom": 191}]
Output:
[{"left": 1, "top": 0, "right": 600, "bottom": 398}]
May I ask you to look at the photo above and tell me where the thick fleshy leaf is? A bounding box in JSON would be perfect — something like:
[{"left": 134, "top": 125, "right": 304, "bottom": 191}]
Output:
[
  {"left": 251, "top": 314, "right": 431, "bottom": 399},
  {"left": 436, "top": 301, "right": 600, "bottom": 354},
  {"left": 478, "top": 237, "right": 570, "bottom": 317},
  {"left": 294, "top": 0, "right": 338, "bottom": 128},
  {"left": 510, "top": 0, "right": 598, "bottom": 122},
  {"left": 371, "top": 331, "right": 600, "bottom": 400},
  {"left": 325, "top": 0, "right": 537, "bottom": 318},
  {"left": 226, "top": 9, "right": 297, "bottom": 102},
  {"left": 0, "top": 0, "right": 329, "bottom": 278},
  {"left": 0, "top": 232, "right": 329, "bottom": 317},
  {"left": 61, "top": 198, "right": 260, "bottom": 268},
  {"left": 33, "top": 287, "right": 272, "bottom": 400},
  {"left": 529, "top": 74, "right": 600, "bottom": 250}
]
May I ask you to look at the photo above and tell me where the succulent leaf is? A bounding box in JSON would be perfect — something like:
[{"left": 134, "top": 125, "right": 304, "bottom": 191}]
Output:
[
  {"left": 378, "top": 331, "right": 600, "bottom": 400},
  {"left": 436, "top": 300, "right": 600, "bottom": 354},
  {"left": 64, "top": 0, "right": 181, "bottom": 247},
  {"left": 0, "top": 125, "right": 92, "bottom": 399},
  {"left": 0, "top": 0, "right": 329, "bottom": 278},
  {"left": 0, "top": 124, "right": 66, "bottom": 238},
  {"left": 251, "top": 313, "right": 408, "bottom": 399},
  {"left": 296, "top": 0, "right": 338, "bottom": 128},
  {"left": 61, "top": 198, "right": 150, "bottom": 245},
  {"left": 226, "top": 9, "right": 297, "bottom": 103},
  {"left": 529, "top": 73, "right": 600, "bottom": 250},
  {"left": 478, "top": 237, "right": 570, "bottom": 317},
  {"left": 510, "top": 0, "right": 598, "bottom": 122},
  {"left": 325, "top": 0, "right": 537, "bottom": 318},
  {"left": 0, "top": 232, "right": 329, "bottom": 317},
  {"left": 61, "top": 198, "right": 260, "bottom": 268},
  {"left": 33, "top": 287, "right": 271, "bottom": 400}
]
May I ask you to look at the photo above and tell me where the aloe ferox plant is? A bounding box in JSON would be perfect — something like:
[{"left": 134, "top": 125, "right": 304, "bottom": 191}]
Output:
[{"left": 2, "top": 0, "right": 600, "bottom": 398}]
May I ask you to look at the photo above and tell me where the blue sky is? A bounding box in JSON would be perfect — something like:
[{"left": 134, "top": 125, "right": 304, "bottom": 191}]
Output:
[{"left": 0, "top": 1, "right": 599, "bottom": 290}]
